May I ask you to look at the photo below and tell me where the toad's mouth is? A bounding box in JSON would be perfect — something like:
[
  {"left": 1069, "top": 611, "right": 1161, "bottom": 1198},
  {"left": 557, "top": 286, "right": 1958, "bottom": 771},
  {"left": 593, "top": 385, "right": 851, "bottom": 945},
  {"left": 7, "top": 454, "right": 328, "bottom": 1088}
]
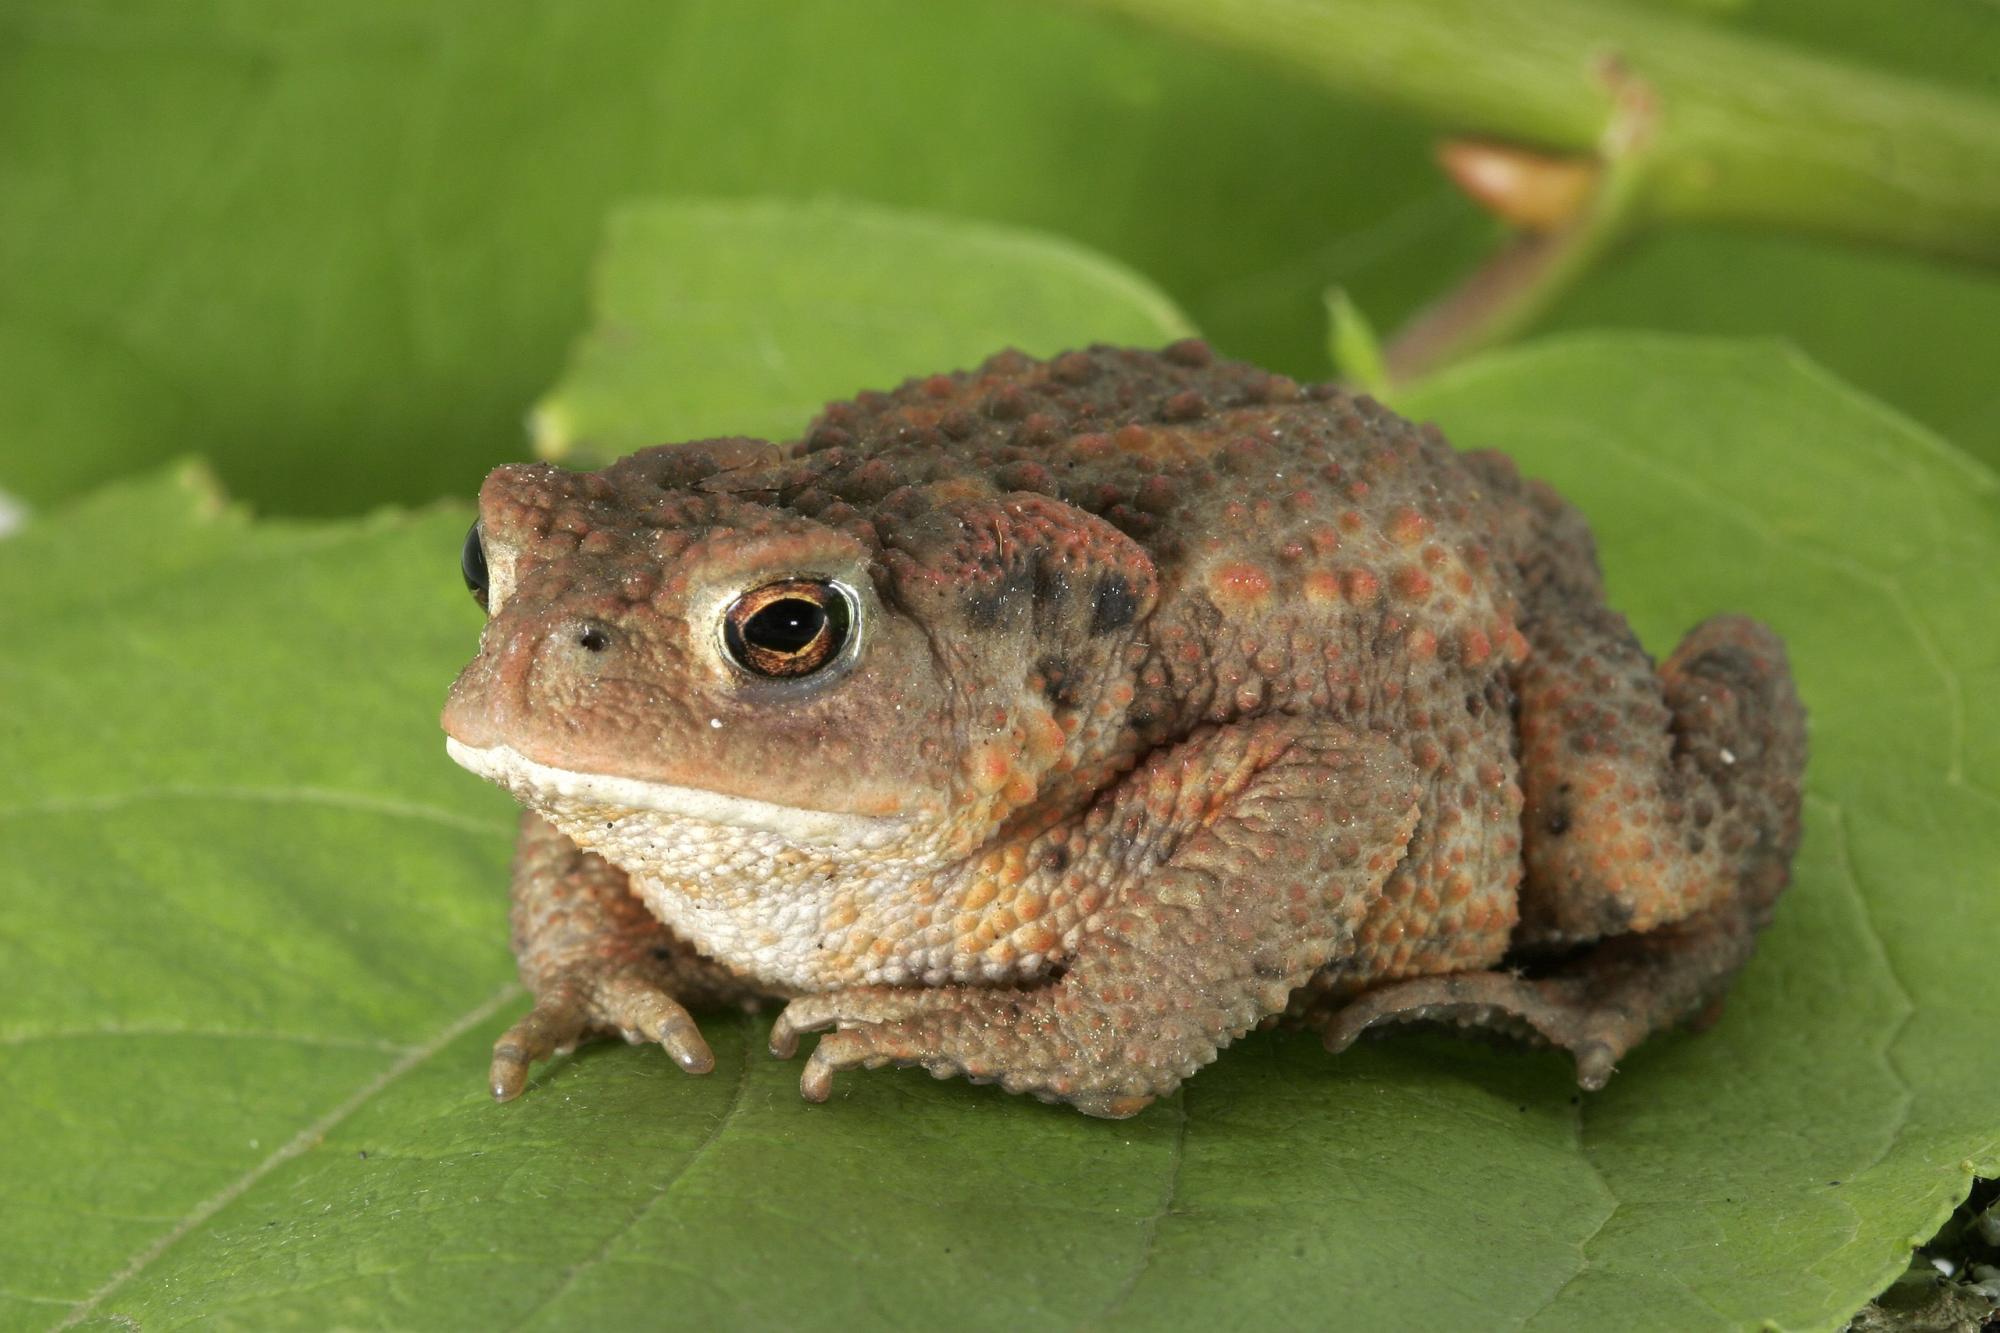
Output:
[{"left": 444, "top": 739, "right": 912, "bottom": 850}]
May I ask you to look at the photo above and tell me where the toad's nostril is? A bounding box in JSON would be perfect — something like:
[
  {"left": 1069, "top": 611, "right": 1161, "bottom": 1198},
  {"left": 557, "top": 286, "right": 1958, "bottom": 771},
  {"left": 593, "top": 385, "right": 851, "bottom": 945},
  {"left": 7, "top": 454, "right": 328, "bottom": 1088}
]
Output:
[{"left": 577, "top": 625, "right": 611, "bottom": 653}]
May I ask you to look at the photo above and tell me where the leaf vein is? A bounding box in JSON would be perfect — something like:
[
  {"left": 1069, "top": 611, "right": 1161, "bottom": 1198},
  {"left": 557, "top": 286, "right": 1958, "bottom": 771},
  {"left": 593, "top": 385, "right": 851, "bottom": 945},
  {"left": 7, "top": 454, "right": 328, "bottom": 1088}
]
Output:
[
  {"left": 0, "top": 784, "right": 509, "bottom": 838},
  {"left": 51, "top": 981, "right": 521, "bottom": 1331},
  {"left": 505, "top": 1015, "right": 757, "bottom": 1330},
  {"left": 0, "top": 1027, "right": 415, "bottom": 1054},
  {"left": 1810, "top": 796, "right": 1916, "bottom": 1177},
  {"left": 1091, "top": 1086, "right": 1189, "bottom": 1324},
  {"left": 1518, "top": 1088, "right": 1620, "bottom": 1327}
]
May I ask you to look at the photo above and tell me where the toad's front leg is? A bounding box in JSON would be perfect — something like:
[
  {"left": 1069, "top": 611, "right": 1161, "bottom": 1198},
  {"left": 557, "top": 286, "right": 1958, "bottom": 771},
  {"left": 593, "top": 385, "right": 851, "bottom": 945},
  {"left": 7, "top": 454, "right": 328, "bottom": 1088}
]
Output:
[
  {"left": 491, "top": 813, "right": 771, "bottom": 1100},
  {"left": 772, "top": 720, "right": 1422, "bottom": 1117}
]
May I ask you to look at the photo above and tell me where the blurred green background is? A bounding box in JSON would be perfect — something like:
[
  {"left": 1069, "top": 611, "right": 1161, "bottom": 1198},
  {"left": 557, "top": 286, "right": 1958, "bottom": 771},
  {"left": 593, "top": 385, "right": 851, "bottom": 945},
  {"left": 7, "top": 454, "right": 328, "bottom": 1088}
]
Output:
[{"left": 3, "top": 0, "right": 1995, "bottom": 519}]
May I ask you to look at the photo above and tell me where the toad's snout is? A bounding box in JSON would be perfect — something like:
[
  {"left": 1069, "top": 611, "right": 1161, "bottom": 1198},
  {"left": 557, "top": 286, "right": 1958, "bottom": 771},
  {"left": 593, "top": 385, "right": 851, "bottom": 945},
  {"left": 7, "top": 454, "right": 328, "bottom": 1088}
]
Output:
[{"left": 440, "top": 608, "right": 629, "bottom": 750}]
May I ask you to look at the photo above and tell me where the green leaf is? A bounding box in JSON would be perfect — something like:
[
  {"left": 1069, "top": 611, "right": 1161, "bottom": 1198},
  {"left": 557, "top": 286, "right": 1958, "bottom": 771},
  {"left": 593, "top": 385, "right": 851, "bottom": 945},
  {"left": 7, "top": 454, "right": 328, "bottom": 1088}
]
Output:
[
  {"left": 533, "top": 198, "right": 1192, "bottom": 467},
  {"left": 1538, "top": 228, "right": 2000, "bottom": 463},
  {"left": 5, "top": 254, "right": 1998, "bottom": 1327}
]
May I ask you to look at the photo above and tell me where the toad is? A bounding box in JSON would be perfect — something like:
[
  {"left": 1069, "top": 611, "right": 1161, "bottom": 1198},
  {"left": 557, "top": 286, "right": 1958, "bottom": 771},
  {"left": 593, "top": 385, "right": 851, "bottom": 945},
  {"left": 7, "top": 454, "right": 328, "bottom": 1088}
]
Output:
[{"left": 442, "top": 341, "right": 1805, "bottom": 1118}]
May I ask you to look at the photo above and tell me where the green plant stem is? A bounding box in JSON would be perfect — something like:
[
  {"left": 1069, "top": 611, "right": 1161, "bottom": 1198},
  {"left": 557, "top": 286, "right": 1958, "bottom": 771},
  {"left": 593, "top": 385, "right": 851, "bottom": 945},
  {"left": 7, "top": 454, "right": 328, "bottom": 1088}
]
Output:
[
  {"left": 1384, "top": 104, "right": 1656, "bottom": 383},
  {"left": 1064, "top": 0, "right": 2000, "bottom": 267}
]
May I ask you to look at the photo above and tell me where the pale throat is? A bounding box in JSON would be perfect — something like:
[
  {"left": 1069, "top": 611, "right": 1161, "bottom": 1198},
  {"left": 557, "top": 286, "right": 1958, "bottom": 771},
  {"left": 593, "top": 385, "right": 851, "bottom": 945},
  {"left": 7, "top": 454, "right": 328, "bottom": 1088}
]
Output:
[{"left": 446, "top": 739, "right": 1063, "bottom": 991}]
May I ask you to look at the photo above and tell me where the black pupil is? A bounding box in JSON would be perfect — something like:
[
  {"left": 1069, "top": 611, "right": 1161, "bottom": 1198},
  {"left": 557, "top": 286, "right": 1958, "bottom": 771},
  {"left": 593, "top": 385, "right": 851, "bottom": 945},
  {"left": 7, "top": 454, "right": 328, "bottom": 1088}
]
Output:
[
  {"left": 723, "top": 581, "right": 853, "bottom": 679},
  {"left": 460, "top": 522, "right": 488, "bottom": 605},
  {"left": 744, "top": 599, "right": 826, "bottom": 654}
]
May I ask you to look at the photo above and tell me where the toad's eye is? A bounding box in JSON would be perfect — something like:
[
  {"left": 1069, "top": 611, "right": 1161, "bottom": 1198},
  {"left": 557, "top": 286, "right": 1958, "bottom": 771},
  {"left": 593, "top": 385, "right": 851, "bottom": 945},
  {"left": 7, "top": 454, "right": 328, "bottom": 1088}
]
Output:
[
  {"left": 722, "top": 579, "right": 855, "bottom": 680},
  {"left": 461, "top": 522, "right": 489, "bottom": 610}
]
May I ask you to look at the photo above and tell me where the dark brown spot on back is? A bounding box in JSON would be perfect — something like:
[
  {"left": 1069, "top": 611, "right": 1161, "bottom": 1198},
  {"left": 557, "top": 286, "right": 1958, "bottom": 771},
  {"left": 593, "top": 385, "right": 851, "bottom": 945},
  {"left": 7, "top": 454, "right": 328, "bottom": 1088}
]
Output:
[{"left": 1090, "top": 574, "right": 1139, "bottom": 635}]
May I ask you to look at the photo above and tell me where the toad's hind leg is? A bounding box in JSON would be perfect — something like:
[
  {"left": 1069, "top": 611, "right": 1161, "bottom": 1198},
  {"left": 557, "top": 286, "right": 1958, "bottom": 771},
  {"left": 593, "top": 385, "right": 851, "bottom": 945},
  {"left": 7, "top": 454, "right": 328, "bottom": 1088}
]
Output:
[
  {"left": 770, "top": 719, "right": 1423, "bottom": 1117},
  {"left": 1324, "top": 588, "right": 1806, "bottom": 1086}
]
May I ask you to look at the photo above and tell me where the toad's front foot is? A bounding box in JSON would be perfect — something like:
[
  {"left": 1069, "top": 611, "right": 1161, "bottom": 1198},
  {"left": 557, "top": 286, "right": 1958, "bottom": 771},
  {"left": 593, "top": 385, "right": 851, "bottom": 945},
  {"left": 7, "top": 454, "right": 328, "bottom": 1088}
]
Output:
[{"left": 490, "top": 969, "right": 714, "bottom": 1101}]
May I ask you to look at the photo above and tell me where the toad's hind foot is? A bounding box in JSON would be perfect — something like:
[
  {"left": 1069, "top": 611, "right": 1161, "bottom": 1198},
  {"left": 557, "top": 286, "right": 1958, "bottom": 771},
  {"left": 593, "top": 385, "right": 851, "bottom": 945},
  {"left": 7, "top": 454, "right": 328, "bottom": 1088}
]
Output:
[{"left": 1320, "top": 904, "right": 1757, "bottom": 1090}]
